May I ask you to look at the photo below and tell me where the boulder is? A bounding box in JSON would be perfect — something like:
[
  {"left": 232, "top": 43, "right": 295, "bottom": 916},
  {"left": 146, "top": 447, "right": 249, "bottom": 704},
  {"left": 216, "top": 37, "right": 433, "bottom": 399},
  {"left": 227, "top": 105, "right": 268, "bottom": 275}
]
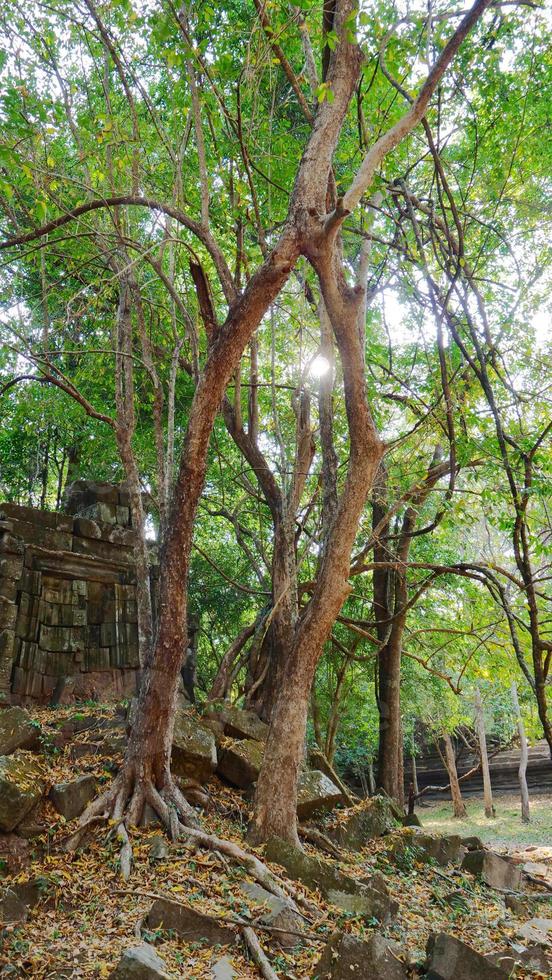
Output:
[
  {"left": 326, "top": 796, "right": 399, "bottom": 850},
  {"left": 240, "top": 882, "right": 304, "bottom": 948},
  {"left": 461, "top": 850, "right": 522, "bottom": 891},
  {"left": 390, "top": 832, "right": 466, "bottom": 867},
  {"left": 217, "top": 737, "right": 263, "bottom": 789},
  {"left": 297, "top": 770, "right": 342, "bottom": 820},
  {"left": 49, "top": 775, "right": 97, "bottom": 821},
  {"left": 426, "top": 932, "right": 509, "bottom": 979},
  {"left": 146, "top": 898, "right": 236, "bottom": 946},
  {"left": 204, "top": 702, "right": 268, "bottom": 742},
  {"left": 171, "top": 707, "right": 217, "bottom": 783},
  {"left": 0, "top": 707, "right": 38, "bottom": 755},
  {"left": 461, "top": 836, "right": 484, "bottom": 851},
  {"left": 0, "top": 751, "right": 45, "bottom": 832},
  {"left": 315, "top": 932, "right": 407, "bottom": 979},
  {"left": 109, "top": 944, "right": 169, "bottom": 979},
  {"left": 0, "top": 888, "right": 28, "bottom": 924},
  {"left": 264, "top": 837, "right": 397, "bottom": 924}
]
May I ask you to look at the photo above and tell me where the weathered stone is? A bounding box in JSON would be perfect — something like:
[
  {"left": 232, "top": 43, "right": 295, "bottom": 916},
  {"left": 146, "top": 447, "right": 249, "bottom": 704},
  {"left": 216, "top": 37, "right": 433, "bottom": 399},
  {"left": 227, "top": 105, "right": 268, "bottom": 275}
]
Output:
[
  {"left": 0, "top": 706, "right": 38, "bottom": 755},
  {"left": 204, "top": 702, "right": 268, "bottom": 742},
  {"left": 315, "top": 932, "right": 407, "bottom": 979},
  {"left": 217, "top": 737, "right": 263, "bottom": 789},
  {"left": 461, "top": 850, "right": 522, "bottom": 890},
  {"left": 264, "top": 838, "right": 397, "bottom": 924},
  {"left": 0, "top": 600, "right": 17, "bottom": 632},
  {"left": 148, "top": 835, "right": 169, "bottom": 861},
  {"left": 0, "top": 888, "right": 28, "bottom": 924},
  {"left": 486, "top": 944, "right": 550, "bottom": 973},
  {"left": 0, "top": 751, "right": 45, "bottom": 832},
  {"left": 109, "top": 944, "right": 169, "bottom": 979},
  {"left": 517, "top": 918, "right": 552, "bottom": 946},
  {"left": 326, "top": 796, "right": 399, "bottom": 850},
  {"left": 50, "top": 774, "right": 97, "bottom": 820},
  {"left": 426, "top": 932, "right": 509, "bottom": 979},
  {"left": 390, "top": 832, "right": 466, "bottom": 867},
  {"left": 461, "top": 836, "right": 484, "bottom": 851},
  {"left": 240, "top": 882, "right": 304, "bottom": 948},
  {"left": 171, "top": 706, "right": 217, "bottom": 782},
  {"left": 504, "top": 893, "right": 532, "bottom": 916},
  {"left": 0, "top": 502, "right": 72, "bottom": 533},
  {"left": 297, "top": 770, "right": 342, "bottom": 820},
  {"left": 0, "top": 833, "right": 31, "bottom": 874},
  {"left": 210, "top": 956, "right": 236, "bottom": 979},
  {"left": 403, "top": 813, "right": 422, "bottom": 827},
  {"left": 146, "top": 898, "right": 236, "bottom": 946}
]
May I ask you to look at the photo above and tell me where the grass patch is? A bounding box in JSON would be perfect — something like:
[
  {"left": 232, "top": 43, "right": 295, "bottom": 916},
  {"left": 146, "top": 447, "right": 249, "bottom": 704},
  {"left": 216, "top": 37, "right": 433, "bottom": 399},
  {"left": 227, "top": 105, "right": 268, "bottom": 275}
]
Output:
[{"left": 419, "top": 791, "right": 552, "bottom": 851}]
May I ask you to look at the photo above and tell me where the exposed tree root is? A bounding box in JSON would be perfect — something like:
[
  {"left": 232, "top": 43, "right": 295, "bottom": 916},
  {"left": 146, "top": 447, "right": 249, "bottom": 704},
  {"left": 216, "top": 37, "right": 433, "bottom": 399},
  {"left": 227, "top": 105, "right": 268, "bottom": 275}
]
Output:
[
  {"left": 242, "top": 925, "right": 280, "bottom": 980},
  {"left": 299, "top": 824, "right": 342, "bottom": 859},
  {"left": 64, "top": 769, "right": 317, "bottom": 921},
  {"left": 64, "top": 767, "right": 200, "bottom": 874}
]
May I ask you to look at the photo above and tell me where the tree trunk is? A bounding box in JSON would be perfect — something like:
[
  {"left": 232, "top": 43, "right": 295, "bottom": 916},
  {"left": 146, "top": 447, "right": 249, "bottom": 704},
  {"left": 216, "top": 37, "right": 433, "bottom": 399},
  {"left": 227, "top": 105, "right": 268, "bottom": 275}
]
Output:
[
  {"left": 442, "top": 733, "right": 467, "bottom": 818},
  {"left": 248, "top": 646, "right": 316, "bottom": 846},
  {"left": 246, "top": 517, "right": 298, "bottom": 721},
  {"left": 474, "top": 687, "right": 495, "bottom": 818},
  {"left": 367, "top": 761, "right": 375, "bottom": 797},
  {"left": 511, "top": 681, "right": 530, "bottom": 823},
  {"left": 411, "top": 754, "right": 419, "bottom": 796}
]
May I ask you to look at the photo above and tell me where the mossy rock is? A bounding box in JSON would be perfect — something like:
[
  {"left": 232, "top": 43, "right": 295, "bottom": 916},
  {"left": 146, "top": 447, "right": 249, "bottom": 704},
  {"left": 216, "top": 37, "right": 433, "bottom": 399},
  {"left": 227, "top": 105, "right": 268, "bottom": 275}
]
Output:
[
  {"left": 0, "top": 751, "right": 46, "bottom": 832},
  {"left": 171, "top": 705, "right": 217, "bottom": 783},
  {"left": 325, "top": 795, "right": 399, "bottom": 850}
]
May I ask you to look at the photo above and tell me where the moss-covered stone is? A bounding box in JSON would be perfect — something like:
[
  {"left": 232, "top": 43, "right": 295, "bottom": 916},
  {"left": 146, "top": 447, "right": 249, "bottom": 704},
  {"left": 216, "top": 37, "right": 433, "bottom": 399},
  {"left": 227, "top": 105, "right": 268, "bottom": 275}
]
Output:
[
  {"left": 204, "top": 702, "right": 268, "bottom": 742},
  {"left": 0, "top": 706, "right": 39, "bottom": 755},
  {"left": 217, "top": 737, "right": 264, "bottom": 788},
  {"left": 264, "top": 837, "right": 397, "bottom": 924},
  {"left": 171, "top": 706, "right": 217, "bottom": 783},
  {"left": 315, "top": 931, "right": 407, "bottom": 979},
  {"left": 325, "top": 796, "right": 399, "bottom": 850},
  {"left": 0, "top": 751, "right": 45, "bottom": 832},
  {"left": 296, "top": 770, "right": 342, "bottom": 820},
  {"left": 389, "top": 832, "right": 466, "bottom": 868}
]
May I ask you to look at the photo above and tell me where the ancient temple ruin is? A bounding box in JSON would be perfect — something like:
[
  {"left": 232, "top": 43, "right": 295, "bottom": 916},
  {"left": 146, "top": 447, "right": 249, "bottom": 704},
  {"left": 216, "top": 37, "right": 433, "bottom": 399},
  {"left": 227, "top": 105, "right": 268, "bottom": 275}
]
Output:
[{"left": 0, "top": 481, "right": 150, "bottom": 704}]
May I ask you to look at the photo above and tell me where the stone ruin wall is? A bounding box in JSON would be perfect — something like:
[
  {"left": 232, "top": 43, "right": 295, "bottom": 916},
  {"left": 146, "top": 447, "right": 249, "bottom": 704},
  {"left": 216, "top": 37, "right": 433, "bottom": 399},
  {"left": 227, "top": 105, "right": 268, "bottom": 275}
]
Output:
[{"left": 0, "top": 481, "right": 151, "bottom": 705}]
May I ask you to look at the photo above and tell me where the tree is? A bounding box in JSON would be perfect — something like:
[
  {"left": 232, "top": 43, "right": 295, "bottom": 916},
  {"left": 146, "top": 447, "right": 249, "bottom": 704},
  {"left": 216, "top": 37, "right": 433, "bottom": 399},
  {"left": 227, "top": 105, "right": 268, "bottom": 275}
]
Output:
[{"left": 1, "top": 0, "right": 537, "bottom": 860}]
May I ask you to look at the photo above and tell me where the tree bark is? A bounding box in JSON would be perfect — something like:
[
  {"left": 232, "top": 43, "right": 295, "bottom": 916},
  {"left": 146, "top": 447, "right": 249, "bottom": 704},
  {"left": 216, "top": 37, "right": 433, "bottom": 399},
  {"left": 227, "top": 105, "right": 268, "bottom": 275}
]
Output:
[
  {"left": 442, "top": 733, "right": 467, "bottom": 818},
  {"left": 474, "top": 687, "right": 495, "bottom": 818},
  {"left": 511, "top": 681, "right": 530, "bottom": 823}
]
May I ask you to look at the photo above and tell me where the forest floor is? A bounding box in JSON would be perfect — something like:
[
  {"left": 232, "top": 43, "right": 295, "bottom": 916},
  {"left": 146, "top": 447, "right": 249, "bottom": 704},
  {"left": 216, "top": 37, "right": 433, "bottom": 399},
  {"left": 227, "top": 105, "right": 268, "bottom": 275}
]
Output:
[{"left": 1, "top": 703, "right": 551, "bottom": 978}]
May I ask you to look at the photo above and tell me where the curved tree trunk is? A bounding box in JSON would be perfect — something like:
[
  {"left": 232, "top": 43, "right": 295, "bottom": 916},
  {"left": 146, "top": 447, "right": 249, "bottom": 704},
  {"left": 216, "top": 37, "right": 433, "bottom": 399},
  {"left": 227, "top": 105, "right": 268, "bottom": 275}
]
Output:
[
  {"left": 442, "top": 733, "right": 467, "bottom": 818},
  {"left": 511, "top": 681, "right": 530, "bottom": 823}
]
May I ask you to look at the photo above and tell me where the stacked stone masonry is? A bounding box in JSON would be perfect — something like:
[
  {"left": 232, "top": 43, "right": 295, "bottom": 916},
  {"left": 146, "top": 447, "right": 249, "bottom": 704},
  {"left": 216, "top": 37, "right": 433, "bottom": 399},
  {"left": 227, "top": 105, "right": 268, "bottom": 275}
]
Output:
[{"left": 0, "top": 481, "right": 152, "bottom": 704}]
